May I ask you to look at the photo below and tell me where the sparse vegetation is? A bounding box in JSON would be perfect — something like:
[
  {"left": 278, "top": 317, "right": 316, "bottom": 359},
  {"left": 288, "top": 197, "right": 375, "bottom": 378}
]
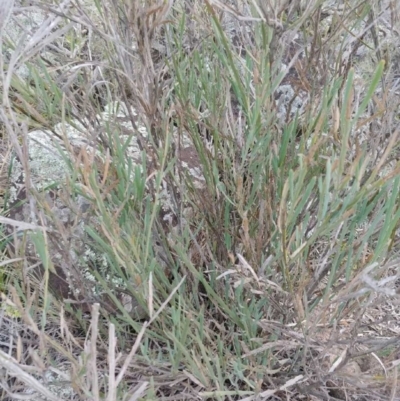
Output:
[{"left": 1, "top": 1, "right": 400, "bottom": 400}]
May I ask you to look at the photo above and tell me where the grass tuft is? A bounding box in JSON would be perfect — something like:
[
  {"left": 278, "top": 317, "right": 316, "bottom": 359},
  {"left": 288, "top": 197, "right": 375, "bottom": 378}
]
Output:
[{"left": 1, "top": 0, "right": 400, "bottom": 400}]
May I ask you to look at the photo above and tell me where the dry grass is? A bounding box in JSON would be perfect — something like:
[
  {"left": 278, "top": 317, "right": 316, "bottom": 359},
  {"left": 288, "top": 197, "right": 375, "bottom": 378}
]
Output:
[{"left": 0, "top": 0, "right": 400, "bottom": 400}]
